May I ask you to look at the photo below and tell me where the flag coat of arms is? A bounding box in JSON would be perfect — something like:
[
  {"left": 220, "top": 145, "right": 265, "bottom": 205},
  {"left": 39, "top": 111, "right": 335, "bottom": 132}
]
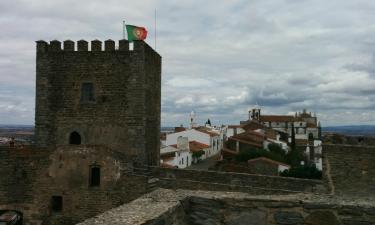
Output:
[{"left": 125, "top": 25, "right": 148, "bottom": 41}]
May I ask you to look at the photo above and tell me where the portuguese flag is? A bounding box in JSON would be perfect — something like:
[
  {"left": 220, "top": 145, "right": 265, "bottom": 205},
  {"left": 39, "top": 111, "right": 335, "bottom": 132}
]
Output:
[{"left": 125, "top": 25, "right": 148, "bottom": 41}]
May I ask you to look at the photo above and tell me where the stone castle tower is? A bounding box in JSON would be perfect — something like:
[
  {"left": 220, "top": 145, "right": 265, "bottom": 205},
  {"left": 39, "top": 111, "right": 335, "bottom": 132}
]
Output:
[{"left": 35, "top": 39, "right": 161, "bottom": 165}]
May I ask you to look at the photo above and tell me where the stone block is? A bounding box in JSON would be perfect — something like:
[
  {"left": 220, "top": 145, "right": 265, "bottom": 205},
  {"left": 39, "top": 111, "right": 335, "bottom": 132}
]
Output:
[
  {"left": 274, "top": 211, "right": 304, "bottom": 225},
  {"left": 304, "top": 211, "right": 341, "bottom": 225},
  {"left": 225, "top": 209, "right": 267, "bottom": 225}
]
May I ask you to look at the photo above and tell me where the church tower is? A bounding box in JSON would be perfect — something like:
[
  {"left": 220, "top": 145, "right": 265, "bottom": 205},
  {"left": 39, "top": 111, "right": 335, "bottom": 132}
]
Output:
[{"left": 249, "top": 106, "right": 261, "bottom": 121}]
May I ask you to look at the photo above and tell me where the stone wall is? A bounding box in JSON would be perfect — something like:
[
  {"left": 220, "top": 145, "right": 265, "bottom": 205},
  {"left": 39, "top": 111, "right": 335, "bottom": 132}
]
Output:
[
  {"left": 323, "top": 144, "right": 375, "bottom": 197},
  {"left": 0, "top": 39, "right": 162, "bottom": 224},
  {"left": 35, "top": 40, "right": 161, "bottom": 166},
  {"left": 0, "top": 146, "right": 150, "bottom": 225},
  {"left": 149, "top": 167, "right": 324, "bottom": 194},
  {"left": 77, "top": 189, "right": 375, "bottom": 225}
]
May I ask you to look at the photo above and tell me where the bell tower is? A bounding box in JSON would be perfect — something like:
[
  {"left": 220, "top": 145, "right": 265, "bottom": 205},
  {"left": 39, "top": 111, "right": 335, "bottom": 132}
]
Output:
[{"left": 249, "top": 106, "right": 261, "bottom": 121}]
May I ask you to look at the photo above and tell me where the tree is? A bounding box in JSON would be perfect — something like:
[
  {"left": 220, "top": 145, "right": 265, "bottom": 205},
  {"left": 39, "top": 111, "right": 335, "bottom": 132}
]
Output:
[
  {"left": 268, "top": 143, "right": 286, "bottom": 156},
  {"left": 192, "top": 150, "right": 205, "bottom": 160},
  {"left": 290, "top": 123, "right": 296, "bottom": 152},
  {"left": 280, "top": 165, "right": 322, "bottom": 179}
]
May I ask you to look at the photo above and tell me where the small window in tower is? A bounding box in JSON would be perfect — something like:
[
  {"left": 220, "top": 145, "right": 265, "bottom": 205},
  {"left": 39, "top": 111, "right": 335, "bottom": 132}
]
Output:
[
  {"left": 89, "top": 166, "right": 101, "bottom": 187},
  {"left": 69, "top": 131, "right": 81, "bottom": 145},
  {"left": 81, "top": 82, "right": 95, "bottom": 102},
  {"left": 51, "top": 196, "right": 63, "bottom": 212}
]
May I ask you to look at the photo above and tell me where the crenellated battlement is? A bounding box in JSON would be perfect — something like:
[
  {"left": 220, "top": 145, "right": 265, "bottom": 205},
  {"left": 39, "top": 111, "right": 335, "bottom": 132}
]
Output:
[
  {"left": 36, "top": 39, "right": 153, "bottom": 52},
  {"left": 34, "top": 37, "right": 161, "bottom": 165}
]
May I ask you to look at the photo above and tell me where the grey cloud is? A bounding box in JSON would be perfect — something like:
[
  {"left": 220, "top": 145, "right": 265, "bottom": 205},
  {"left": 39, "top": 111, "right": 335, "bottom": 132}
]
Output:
[{"left": 1, "top": 0, "right": 375, "bottom": 126}]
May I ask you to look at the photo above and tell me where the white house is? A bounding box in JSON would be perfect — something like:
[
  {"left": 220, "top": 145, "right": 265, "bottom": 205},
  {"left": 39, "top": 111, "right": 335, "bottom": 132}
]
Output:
[
  {"left": 165, "top": 127, "right": 223, "bottom": 159},
  {"left": 160, "top": 137, "right": 192, "bottom": 169}
]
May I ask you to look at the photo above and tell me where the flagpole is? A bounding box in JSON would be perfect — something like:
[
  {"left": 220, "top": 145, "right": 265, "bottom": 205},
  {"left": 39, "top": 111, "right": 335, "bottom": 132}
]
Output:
[
  {"left": 154, "top": 9, "right": 157, "bottom": 50},
  {"left": 123, "top": 20, "right": 125, "bottom": 39}
]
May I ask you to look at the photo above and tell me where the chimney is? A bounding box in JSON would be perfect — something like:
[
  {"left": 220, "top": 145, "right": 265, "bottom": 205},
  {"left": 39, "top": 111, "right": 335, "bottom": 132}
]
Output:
[{"left": 177, "top": 136, "right": 189, "bottom": 151}]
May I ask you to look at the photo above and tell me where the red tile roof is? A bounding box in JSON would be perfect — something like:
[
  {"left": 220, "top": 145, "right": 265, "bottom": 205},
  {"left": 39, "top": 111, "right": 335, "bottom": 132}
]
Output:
[
  {"left": 265, "top": 128, "right": 277, "bottom": 140},
  {"left": 248, "top": 157, "right": 290, "bottom": 168},
  {"left": 260, "top": 115, "right": 295, "bottom": 122},
  {"left": 222, "top": 147, "right": 238, "bottom": 155},
  {"left": 194, "top": 127, "right": 219, "bottom": 137},
  {"left": 161, "top": 162, "right": 176, "bottom": 168},
  {"left": 174, "top": 127, "right": 186, "bottom": 132},
  {"left": 189, "top": 141, "right": 210, "bottom": 152},
  {"left": 241, "top": 121, "right": 265, "bottom": 131},
  {"left": 229, "top": 130, "right": 264, "bottom": 148},
  {"left": 170, "top": 141, "right": 210, "bottom": 152}
]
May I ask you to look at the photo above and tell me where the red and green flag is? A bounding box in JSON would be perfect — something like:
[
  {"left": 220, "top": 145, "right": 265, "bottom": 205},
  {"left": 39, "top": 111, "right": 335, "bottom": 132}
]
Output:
[{"left": 125, "top": 25, "right": 148, "bottom": 41}]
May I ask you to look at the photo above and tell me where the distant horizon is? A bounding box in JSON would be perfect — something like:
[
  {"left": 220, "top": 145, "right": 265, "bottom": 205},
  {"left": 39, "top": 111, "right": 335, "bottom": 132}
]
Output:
[{"left": 2, "top": 124, "right": 375, "bottom": 128}]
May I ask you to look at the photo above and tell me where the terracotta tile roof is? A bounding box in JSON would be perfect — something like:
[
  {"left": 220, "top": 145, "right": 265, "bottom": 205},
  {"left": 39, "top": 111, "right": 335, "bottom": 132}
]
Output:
[
  {"left": 248, "top": 157, "right": 290, "bottom": 168},
  {"left": 229, "top": 130, "right": 264, "bottom": 148},
  {"left": 161, "top": 162, "right": 175, "bottom": 168},
  {"left": 160, "top": 152, "right": 175, "bottom": 159},
  {"left": 265, "top": 128, "right": 277, "bottom": 140},
  {"left": 189, "top": 141, "right": 210, "bottom": 152},
  {"left": 174, "top": 127, "right": 186, "bottom": 132},
  {"left": 194, "top": 127, "right": 219, "bottom": 137},
  {"left": 222, "top": 147, "right": 238, "bottom": 156},
  {"left": 241, "top": 121, "right": 265, "bottom": 131},
  {"left": 170, "top": 141, "right": 210, "bottom": 152},
  {"left": 260, "top": 115, "right": 295, "bottom": 122}
]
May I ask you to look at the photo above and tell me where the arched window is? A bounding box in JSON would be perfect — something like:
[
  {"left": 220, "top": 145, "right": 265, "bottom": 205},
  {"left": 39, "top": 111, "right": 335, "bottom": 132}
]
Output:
[{"left": 69, "top": 131, "right": 81, "bottom": 145}]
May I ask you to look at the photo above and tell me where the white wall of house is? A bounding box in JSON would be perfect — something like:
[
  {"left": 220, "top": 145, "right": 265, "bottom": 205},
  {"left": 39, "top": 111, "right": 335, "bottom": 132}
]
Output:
[
  {"left": 166, "top": 129, "right": 211, "bottom": 146},
  {"left": 278, "top": 164, "right": 290, "bottom": 173},
  {"left": 264, "top": 139, "right": 289, "bottom": 152},
  {"left": 160, "top": 144, "right": 192, "bottom": 169},
  {"left": 227, "top": 127, "right": 245, "bottom": 138},
  {"left": 208, "top": 135, "right": 221, "bottom": 157},
  {"left": 160, "top": 150, "right": 192, "bottom": 169},
  {"left": 176, "top": 150, "right": 192, "bottom": 168}
]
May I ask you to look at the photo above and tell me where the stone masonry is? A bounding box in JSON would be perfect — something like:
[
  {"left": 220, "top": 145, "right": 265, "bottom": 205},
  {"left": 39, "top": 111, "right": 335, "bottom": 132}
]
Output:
[
  {"left": 78, "top": 189, "right": 375, "bottom": 225},
  {"left": 35, "top": 39, "right": 161, "bottom": 166},
  {"left": 0, "top": 39, "right": 161, "bottom": 225}
]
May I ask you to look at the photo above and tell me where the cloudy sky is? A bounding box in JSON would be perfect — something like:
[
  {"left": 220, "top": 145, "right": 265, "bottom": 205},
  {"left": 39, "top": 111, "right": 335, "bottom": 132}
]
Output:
[{"left": 1, "top": 0, "right": 375, "bottom": 126}]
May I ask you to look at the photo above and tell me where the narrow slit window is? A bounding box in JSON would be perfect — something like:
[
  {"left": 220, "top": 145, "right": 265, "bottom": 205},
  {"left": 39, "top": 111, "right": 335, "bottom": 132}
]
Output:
[
  {"left": 81, "top": 83, "right": 95, "bottom": 102},
  {"left": 51, "top": 196, "right": 63, "bottom": 212},
  {"left": 90, "top": 166, "right": 101, "bottom": 187}
]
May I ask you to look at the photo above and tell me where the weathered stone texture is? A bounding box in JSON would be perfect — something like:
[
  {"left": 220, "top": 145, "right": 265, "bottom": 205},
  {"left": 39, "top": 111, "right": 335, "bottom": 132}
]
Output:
[
  {"left": 304, "top": 211, "right": 341, "bottom": 225},
  {"left": 323, "top": 144, "right": 375, "bottom": 197},
  {"left": 274, "top": 211, "right": 304, "bottom": 225},
  {"left": 0, "top": 39, "right": 161, "bottom": 225},
  {"left": 150, "top": 167, "right": 323, "bottom": 194},
  {"left": 35, "top": 40, "right": 161, "bottom": 166},
  {"left": 77, "top": 189, "right": 375, "bottom": 225},
  {"left": 0, "top": 146, "right": 150, "bottom": 224}
]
